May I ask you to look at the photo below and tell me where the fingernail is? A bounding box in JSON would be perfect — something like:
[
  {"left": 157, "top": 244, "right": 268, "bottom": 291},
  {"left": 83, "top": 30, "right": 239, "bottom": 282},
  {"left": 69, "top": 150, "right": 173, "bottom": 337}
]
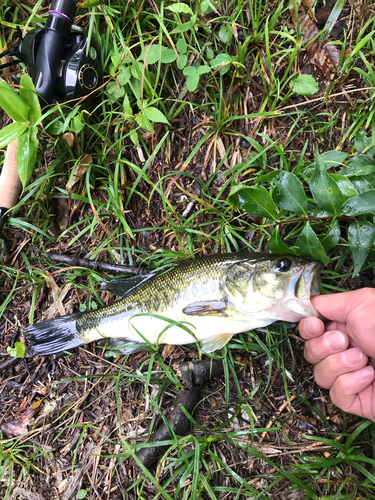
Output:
[
  {"left": 303, "top": 318, "right": 318, "bottom": 338},
  {"left": 342, "top": 348, "right": 363, "bottom": 366},
  {"left": 324, "top": 331, "right": 346, "bottom": 352},
  {"left": 354, "top": 366, "right": 374, "bottom": 380}
]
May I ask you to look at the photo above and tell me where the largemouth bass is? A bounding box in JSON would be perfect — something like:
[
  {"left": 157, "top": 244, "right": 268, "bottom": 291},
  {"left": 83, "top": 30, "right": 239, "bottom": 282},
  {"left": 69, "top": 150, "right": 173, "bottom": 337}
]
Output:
[{"left": 25, "top": 253, "right": 322, "bottom": 356}]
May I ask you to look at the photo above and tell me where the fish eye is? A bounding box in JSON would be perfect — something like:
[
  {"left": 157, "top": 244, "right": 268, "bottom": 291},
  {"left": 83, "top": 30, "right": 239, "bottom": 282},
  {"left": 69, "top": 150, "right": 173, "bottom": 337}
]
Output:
[{"left": 277, "top": 258, "right": 292, "bottom": 272}]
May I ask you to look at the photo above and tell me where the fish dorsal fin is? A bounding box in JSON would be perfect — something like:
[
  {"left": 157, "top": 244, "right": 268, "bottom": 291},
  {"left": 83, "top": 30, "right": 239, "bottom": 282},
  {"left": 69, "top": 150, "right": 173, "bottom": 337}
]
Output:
[
  {"left": 201, "top": 332, "right": 234, "bottom": 353},
  {"left": 183, "top": 300, "right": 227, "bottom": 316},
  {"left": 101, "top": 273, "right": 156, "bottom": 298}
]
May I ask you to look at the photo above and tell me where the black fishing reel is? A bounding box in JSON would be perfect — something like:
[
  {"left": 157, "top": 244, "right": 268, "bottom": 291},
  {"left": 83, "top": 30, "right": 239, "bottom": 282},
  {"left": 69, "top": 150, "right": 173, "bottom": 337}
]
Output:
[{"left": 0, "top": 0, "right": 100, "bottom": 107}]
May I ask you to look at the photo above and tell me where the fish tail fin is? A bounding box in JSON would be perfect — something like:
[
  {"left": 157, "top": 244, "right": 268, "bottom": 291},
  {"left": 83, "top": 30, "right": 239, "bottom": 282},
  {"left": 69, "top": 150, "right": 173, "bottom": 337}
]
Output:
[{"left": 25, "top": 315, "right": 84, "bottom": 356}]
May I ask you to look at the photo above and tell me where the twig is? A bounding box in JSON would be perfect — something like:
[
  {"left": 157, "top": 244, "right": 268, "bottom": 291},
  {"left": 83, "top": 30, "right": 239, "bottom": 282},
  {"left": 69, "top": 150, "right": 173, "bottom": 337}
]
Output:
[
  {"left": 46, "top": 252, "right": 149, "bottom": 276},
  {"left": 136, "top": 387, "right": 199, "bottom": 468}
]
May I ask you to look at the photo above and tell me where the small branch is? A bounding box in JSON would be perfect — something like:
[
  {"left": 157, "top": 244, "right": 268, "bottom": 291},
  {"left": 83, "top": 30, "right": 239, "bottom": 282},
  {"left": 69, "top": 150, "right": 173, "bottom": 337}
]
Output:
[
  {"left": 136, "top": 359, "right": 225, "bottom": 468},
  {"left": 46, "top": 252, "right": 149, "bottom": 276},
  {"left": 136, "top": 387, "right": 199, "bottom": 468}
]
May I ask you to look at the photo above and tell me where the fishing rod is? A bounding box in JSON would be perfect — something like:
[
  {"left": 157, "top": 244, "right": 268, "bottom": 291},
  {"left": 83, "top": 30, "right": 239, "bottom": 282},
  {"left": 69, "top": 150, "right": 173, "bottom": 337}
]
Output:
[{"left": 0, "top": 0, "right": 101, "bottom": 250}]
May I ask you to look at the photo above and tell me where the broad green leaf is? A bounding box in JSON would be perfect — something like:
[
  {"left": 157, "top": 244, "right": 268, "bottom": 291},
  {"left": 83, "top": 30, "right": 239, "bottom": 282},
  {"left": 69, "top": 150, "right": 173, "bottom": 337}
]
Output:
[
  {"left": 129, "top": 128, "right": 140, "bottom": 147},
  {"left": 186, "top": 72, "right": 199, "bottom": 91},
  {"left": 7, "top": 342, "right": 25, "bottom": 358},
  {"left": 227, "top": 185, "right": 278, "bottom": 221},
  {"left": 19, "top": 74, "right": 41, "bottom": 124},
  {"left": 46, "top": 119, "right": 64, "bottom": 135},
  {"left": 183, "top": 66, "right": 197, "bottom": 76},
  {"left": 118, "top": 66, "right": 131, "bottom": 85},
  {"left": 197, "top": 65, "right": 211, "bottom": 75},
  {"left": 266, "top": 227, "right": 294, "bottom": 254},
  {"left": 310, "top": 152, "right": 344, "bottom": 214},
  {"left": 160, "top": 48, "right": 177, "bottom": 63},
  {"left": 341, "top": 190, "right": 375, "bottom": 216},
  {"left": 295, "top": 222, "right": 329, "bottom": 265},
  {"left": 329, "top": 174, "right": 358, "bottom": 199},
  {"left": 219, "top": 25, "right": 232, "bottom": 43},
  {"left": 171, "top": 21, "right": 193, "bottom": 34},
  {"left": 273, "top": 171, "right": 308, "bottom": 215},
  {"left": 290, "top": 74, "right": 319, "bottom": 95},
  {"left": 321, "top": 150, "right": 348, "bottom": 168},
  {"left": 71, "top": 113, "right": 85, "bottom": 133},
  {"left": 319, "top": 220, "right": 341, "bottom": 252},
  {"left": 0, "top": 78, "right": 30, "bottom": 123},
  {"left": 177, "top": 37, "right": 187, "bottom": 54},
  {"left": 17, "top": 125, "right": 39, "bottom": 189},
  {"left": 177, "top": 54, "right": 188, "bottom": 69},
  {"left": 210, "top": 54, "right": 232, "bottom": 75},
  {"left": 348, "top": 221, "right": 375, "bottom": 276},
  {"left": 106, "top": 81, "right": 125, "bottom": 100},
  {"left": 142, "top": 45, "right": 160, "bottom": 64},
  {"left": 340, "top": 154, "right": 375, "bottom": 177},
  {"left": 135, "top": 112, "right": 153, "bottom": 132},
  {"left": 351, "top": 177, "right": 372, "bottom": 194},
  {"left": 123, "top": 94, "right": 133, "bottom": 118},
  {"left": 355, "top": 130, "right": 375, "bottom": 156},
  {"left": 0, "top": 121, "right": 27, "bottom": 148},
  {"left": 168, "top": 3, "right": 193, "bottom": 15},
  {"left": 144, "top": 106, "right": 170, "bottom": 125}
]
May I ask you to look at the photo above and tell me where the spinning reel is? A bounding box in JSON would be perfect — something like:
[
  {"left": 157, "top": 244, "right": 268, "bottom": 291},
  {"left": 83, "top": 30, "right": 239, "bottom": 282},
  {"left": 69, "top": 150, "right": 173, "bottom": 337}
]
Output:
[
  {"left": 0, "top": 0, "right": 100, "bottom": 107},
  {"left": 0, "top": 0, "right": 101, "bottom": 250}
]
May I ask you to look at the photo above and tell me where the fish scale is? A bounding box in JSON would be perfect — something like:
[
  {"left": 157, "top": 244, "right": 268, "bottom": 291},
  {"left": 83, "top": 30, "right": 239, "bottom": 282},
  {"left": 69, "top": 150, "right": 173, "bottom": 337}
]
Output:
[{"left": 25, "top": 253, "right": 323, "bottom": 356}]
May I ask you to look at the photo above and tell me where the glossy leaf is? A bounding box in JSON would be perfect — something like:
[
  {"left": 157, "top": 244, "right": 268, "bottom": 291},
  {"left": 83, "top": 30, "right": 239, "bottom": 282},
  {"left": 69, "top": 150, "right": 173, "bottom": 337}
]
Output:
[
  {"left": 351, "top": 177, "right": 372, "bottom": 194},
  {"left": 295, "top": 222, "right": 329, "bottom": 265},
  {"left": 310, "top": 152, "right": 344, "bottom": 214},
  {"left": 329, "top": 174, "right": 358, "bottom": 200},
  {"left": 355, "top": 130, "right": 375, "bottom": 156},
  {"left": 0, "top": 78, "right": 30, "bottom": 123},
  {"left": 348, "top": 221, "right": 375, "bottom": 276},
  {"left": 341, "top": 190, "right": 375, "bottom": 216},
  {"left": 266, "top": 227, "right": 294, "bottom": 254},
  {"left": 227, "top": 185, "right": 278, "bottom": 221},
  {"left": 0, "top": 121, "right": 27, "bottom": 148},
  {"left": 319, "top": 220, "right": 341, "bottom": 252},
  {"left": 340, "top": 155, "right": 375, "bottom": 177},
  {"left": 17, "top": 125, "right": 39, "bottom": 189},
  {"left": 273, "top": 171, "right": 308, "bottom": 215},
  {"left": 19, "top": 74, "right": 41, "bottom": 124},
  {"left": 210, "top": 54, "right": 232, "bottom": 75}
]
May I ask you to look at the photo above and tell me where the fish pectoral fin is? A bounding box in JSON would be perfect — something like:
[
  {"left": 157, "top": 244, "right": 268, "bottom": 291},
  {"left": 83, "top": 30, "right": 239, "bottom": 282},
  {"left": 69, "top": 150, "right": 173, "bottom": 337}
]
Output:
[
  {"left": 101, "top": 273, "right": 156, "bottom": 298},
  {"left": 201, "top": 332, "right": 234, "bottom": 353},
  {"left": 105, "top": 337, "right": 148, "bottom": 356},
  {"left": 183, "top": 300, "right": 227, "bottom": 316}
]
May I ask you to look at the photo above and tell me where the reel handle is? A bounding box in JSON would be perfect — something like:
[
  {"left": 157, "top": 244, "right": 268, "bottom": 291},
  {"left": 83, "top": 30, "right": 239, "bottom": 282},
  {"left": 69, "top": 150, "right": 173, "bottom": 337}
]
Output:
[{"left": 0, "top": 139, "right": 22, "bottom": 210}]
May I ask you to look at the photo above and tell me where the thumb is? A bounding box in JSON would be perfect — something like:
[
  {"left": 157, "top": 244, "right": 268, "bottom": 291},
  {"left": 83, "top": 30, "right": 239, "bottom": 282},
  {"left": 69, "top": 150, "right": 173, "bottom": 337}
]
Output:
[{"left": 311, "top": 288, "right": 375, "bottom": 323}]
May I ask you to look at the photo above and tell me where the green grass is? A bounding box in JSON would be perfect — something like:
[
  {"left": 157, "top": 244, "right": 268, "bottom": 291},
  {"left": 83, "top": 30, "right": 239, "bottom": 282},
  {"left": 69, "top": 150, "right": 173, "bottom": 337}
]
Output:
[{"left": 1, "top": 0, "right": 375, "bottom": 498}]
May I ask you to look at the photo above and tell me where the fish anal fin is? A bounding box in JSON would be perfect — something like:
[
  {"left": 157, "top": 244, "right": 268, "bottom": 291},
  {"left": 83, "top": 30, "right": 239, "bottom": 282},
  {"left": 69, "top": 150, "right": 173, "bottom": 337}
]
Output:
[
  {"left": 100, "top": 273, "right": 156, "bottom": 298},
  {"left": 183, "top": 300, "right": 227, "bottom": 316},
  {"left": 106, "top": 337, "right": 148, "bottom": 356},
  {"left": 201, "top": 332, "right": 234, "bottom": 353}
]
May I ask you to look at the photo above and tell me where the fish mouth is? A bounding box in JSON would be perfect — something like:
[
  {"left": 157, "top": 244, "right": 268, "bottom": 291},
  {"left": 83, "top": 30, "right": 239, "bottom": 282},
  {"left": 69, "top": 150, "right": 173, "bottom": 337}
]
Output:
[{"left": 295, "top": 261, "right": 323, "bottom": 299}]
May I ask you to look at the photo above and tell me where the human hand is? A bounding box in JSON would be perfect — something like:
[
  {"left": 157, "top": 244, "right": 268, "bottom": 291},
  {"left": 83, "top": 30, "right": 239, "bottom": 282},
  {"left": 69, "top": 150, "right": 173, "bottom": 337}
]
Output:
[{"left": 299, "top": 288, "right": 375, "bottom": 421}]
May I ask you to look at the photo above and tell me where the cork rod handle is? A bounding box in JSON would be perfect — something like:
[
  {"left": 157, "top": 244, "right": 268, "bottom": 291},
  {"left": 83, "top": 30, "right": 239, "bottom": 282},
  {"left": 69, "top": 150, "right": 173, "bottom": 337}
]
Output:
[{"left": 0, "top": 139, "right": 22, "bottom": 210}]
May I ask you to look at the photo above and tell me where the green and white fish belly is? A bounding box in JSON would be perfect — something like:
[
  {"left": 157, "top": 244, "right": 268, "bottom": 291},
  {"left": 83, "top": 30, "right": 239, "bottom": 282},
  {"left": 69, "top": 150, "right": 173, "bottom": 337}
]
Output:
[{"left": 25, "top": 253, "right": 322, "bottom": 356}]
